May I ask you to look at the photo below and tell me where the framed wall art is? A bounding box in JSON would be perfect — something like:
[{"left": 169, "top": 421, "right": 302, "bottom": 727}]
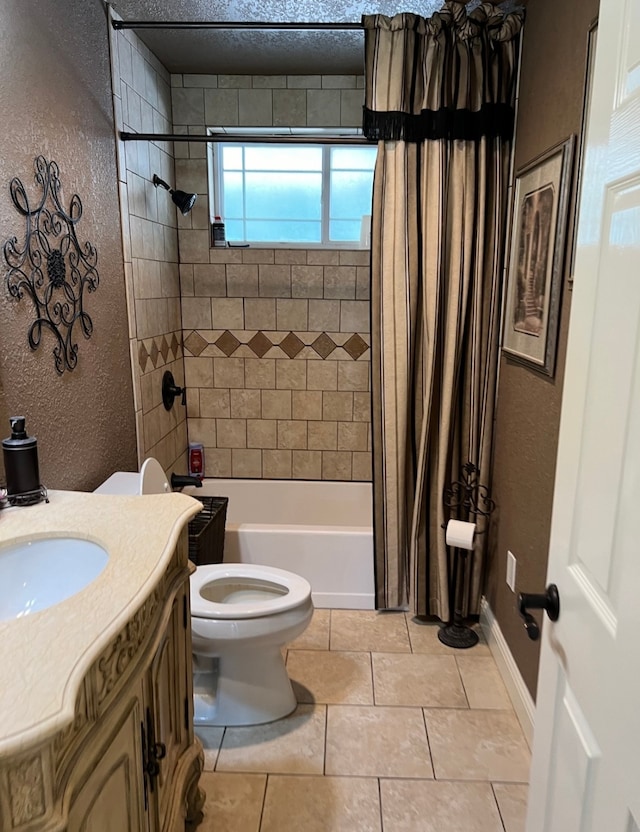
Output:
[{"left": 502, "top": 136, "right": 575, "bottom": 376}]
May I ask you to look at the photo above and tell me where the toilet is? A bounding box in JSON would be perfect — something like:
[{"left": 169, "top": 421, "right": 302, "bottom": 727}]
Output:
[
  {"left": 191, "top": 563, "right": 312, "bottom": 726},
  {"left": 95, "top": 458, "right": 313, "bottom": 727}
]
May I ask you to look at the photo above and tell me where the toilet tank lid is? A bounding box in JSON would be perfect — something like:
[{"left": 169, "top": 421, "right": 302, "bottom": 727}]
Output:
[{"left": 93, "top": 472, "right": 140, "bottom": 495}]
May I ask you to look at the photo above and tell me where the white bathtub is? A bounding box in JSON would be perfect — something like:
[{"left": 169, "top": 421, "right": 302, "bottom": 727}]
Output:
[{"left": 185, "top": 479, "right": 375, "bottom": 610}]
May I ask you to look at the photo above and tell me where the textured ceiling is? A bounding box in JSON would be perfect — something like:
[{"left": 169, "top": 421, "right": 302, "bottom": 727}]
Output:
[{"left": 111, "top": 1, "right": 445, "bottom": 74}]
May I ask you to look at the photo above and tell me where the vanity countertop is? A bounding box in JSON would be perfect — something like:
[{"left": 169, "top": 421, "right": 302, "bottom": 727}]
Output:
[{"left": 0, "top": 489, "right": 202, "bottom": 758}]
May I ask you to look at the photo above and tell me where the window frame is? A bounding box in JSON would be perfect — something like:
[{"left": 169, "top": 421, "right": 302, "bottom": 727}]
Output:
[{"left": 207, "top": 129, "right": 376, "bottom": 250}]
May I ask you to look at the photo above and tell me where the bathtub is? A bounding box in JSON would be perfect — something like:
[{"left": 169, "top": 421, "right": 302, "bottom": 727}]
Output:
[{"left": 184, "top": 479, "right": 375, "bottom": 610}]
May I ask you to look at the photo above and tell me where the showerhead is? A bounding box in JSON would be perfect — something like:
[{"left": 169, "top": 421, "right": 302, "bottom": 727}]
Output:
[{"left": 152, "top": 174, "right": 197, "bottom": 216}]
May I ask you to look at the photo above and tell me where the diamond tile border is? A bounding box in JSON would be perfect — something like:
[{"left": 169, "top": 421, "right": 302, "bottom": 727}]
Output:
[
  {"left": 183, "top": 330, "right": 371, "bottom": 361},
  {"left": 137, "top": 331, "right": 184, "bottom": 374}
]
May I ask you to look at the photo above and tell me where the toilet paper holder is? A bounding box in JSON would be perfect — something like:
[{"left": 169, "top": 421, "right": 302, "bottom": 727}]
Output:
[{"left": 439, "top": 462, "right": 496, "bottom": 649}]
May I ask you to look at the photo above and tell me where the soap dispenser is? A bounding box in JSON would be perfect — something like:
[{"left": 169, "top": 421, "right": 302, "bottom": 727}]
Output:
[{"left": 2, "top": 417, "right": 42, "bottom": 500}]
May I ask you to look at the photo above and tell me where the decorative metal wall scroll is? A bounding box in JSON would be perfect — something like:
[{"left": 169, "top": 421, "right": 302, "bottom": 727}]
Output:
[{"left": 3, "top": 156, "right": 99, "bottom": 374}]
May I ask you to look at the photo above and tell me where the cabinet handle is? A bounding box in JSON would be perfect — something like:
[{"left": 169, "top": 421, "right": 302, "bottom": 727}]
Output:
[{"left": 152, "top": 741, "right": 167, "bottom": 761}]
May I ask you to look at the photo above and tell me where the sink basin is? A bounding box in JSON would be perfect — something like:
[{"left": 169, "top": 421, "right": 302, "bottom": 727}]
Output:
[{"left": 0, "top": 537, "right": 109, "bottom": 621}]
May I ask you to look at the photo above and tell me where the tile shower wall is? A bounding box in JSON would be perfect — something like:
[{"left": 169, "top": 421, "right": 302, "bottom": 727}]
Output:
[
  {"left": 109, "top": 14, "right": 188, "bottom": 477},
  {"left": 171, "top": 74, "right": 372, "bottom": 481}
]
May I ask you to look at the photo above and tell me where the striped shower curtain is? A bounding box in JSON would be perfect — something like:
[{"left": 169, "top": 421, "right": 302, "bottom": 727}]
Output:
[{"left": 363, "top": 4, "right": 523, "bottom": 619}]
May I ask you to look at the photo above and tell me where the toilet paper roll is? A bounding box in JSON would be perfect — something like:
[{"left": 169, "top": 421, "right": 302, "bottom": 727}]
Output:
[{"left": 445, "top": 519, "right": 476, "bottom": 550}]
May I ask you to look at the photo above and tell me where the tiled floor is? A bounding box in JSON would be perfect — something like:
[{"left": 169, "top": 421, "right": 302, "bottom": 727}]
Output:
[{"left": 195, "top": 610, "right": 530, "bottom": 832}]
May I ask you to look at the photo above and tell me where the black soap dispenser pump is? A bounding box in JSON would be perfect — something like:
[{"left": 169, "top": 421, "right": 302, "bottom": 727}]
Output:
[{"left": 3, "top": 417, "right": 41, "bottom": 498}]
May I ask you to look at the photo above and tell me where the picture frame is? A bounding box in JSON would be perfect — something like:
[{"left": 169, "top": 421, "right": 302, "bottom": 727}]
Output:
[
  {"left": 502, "top": 136, "right": 575, "bottom": 376},
  {"left": 568, "top": 17, "right": 599, "bottom": 283}
]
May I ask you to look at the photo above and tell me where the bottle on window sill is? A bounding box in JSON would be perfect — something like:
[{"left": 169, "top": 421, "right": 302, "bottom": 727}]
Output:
[{"left": 211, "top": 216, "right": 226, "bottom": 247}]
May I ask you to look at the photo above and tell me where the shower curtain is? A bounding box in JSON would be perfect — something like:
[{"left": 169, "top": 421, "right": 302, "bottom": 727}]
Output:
[{"left": 363, "top": 3, "right": 523, "bottom": 619}]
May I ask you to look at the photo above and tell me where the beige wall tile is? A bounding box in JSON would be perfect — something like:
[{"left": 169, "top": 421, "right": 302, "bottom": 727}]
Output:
[
  {"left": 227, "top": 264, "right": 259, "bottom": 297},
  {"left": 230, "top": 389, "right": 262, "bottom": 419},
  {"left": 307, "top": 250, "right": 339, "bottom": 266},
  {"left": 188, "top": 417, "right": 216, "bottom": 446},
  {"left": 185, "top": 356, "right": 214, "bottom": 387},
  {"left": 352, "top": 452, "right": 372, "bottom": 481},
  {"left": 308, "top": 421, "right": 337, "bottom": 450},
  {"left": 287, "top": 75, "right": 321, "bottom": 88},
  {"left": 259, "top": 264, "right": 292, "bottom": 297},
  {"left": 180, "top": 264, "right": 194, "bottom": 296},
  {"left": 263, "top": 449, "right": 292, "bottom": 478},
  {"left": 340, "top": 89, "right": 365, "bottom": 126},
  {"left": 292, "top": 265, "right": 324, "bottom": 298},
  {"left": 194, "top": 264, "right": 226, "bottom": 296},
  {"left": 216, "top": 418, "right": 247, "bottom": 448},
  {"left": 338, "top": 362, "right": 370, "bottom": 392},
  {"left": 292, "top": 450, "right": 323, "bottom": 480},
  {"left": 277, "top": 420, "right": 308, "bottom": 449},
  {"left": 179, "top": 229, "right": 210, "bottom": 263},
  {"left": 277, "top": 299, "right": 308, "bottom": 330},
  {"left": 356, "top": 267, "right": 370, "bottom": 300},
  {"left": 242, "top": 249, "right": 275, "bottom": 264},
  {"left": 322, "top": 451, "right": 352, "bottom": 480},
  {"left": 324, "top": 266, "right": 356, "bottom": 299},
  {"left": 307, "top": 89, "right": 341, "bottom": 125},
  {"left": 276, "top": 250, "right": 307, "bottom": 265},
  {"left": 338, "top": 422, "right": 368, "bottom": 451},
  {"left": 247, "top": 419, "right": 277, "bottom": 448},
  {"left": 182, "top": 74, "right": 218, "bottom": 88},
  {"left": 175, "top": 158, "right": 208, "bottom": 193},
  {"left": 172, "top": 87, "right": 205, "bottom": 124},
  {"left": 340, "top": 300, "right": 370, "bottom": 333},
  {"left": 245, "top": 298, "right": 276, "bottom": 330},
  {"left": 276, "top": 360, "right": 307, "bottom": 390},
  {"left": 323, "top": 391, "right": 353, "bottom": 421},
  {"left": 204, "top": 88, "right": 239, "bottom": 124},
  {"left": 232, "top": 448, "right": 262, "bottom": 477},
  {"left": 262, "top": 389, "right": 292, "bottom": 419},
  {"left": 353, "top": 391, "right": 372, "bottom": 422},
  {"left": 273, "top": 89, "right": 307, "bottom": 126},
  {"left": 200, "top": 388, "right": 231, "bottom": 418},
  {"left": 218, "top": 74, "right": 252, "bottom": 88},
  {"left": 186, "top": 387, "right": 200, "bottom": 418},
  {"left": 210, "top": 248, "right": 243, "bottom": 264},
  {"left": 214, "top": 357, "right": 245, "bottom": 388},
  {"left": 245, "top": 359, "right": 276, "bottom": 389},
  {"left": 239, "top": 89, "right": 273, "bottom": 125},
  {"left": 184, "top": 295, "right": 215, "bottom": 329},
  {"left": 322, "top": 75, "right": 357, "bottom": 89},
  {"left": 253, "top": 75, "right": 287, "bottom": 88},
  {"left": 308, "top": 299, "right": 340, "bottom": 332},
  {"left": 307, "top": 361, "right": 338, "bottom": 390},
  {"left": 339, "top": 250, "right": 369, "bottom": 266},
  {"left": 212, "top": 298, "right": 244, "bottom": 329},
  {"left": 204, "top": 448, "right": 232, "bottom": 477},
  {"left": 292, "top": 390, "right": 323, "bottom": 420}
]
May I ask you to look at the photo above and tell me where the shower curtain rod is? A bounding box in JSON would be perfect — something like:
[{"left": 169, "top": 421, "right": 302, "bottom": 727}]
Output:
[
  {"left": 111, "top": 20, "right": 363, "bottom": 31},
  {"left": 119, "top": 132, "right": 370, "bottom": 144}
]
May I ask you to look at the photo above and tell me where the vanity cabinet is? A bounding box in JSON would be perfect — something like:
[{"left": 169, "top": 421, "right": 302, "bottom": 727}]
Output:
[{"left": 0, "top": 531, "right": 204, "bottom": 832}]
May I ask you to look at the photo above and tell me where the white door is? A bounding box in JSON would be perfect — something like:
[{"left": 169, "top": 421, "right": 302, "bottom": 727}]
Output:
[{"left": 526, "top": 0, "right": 640, "bottom": 828}]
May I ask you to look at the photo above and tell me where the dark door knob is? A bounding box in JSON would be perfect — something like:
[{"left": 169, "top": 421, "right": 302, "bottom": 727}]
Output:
[{"left": 518, "top": 583, "right": 560, "bottom": 641}]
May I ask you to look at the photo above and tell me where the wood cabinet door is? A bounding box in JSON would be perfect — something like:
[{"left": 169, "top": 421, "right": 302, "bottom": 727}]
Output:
[
  {"left": 67, "top": 689, "right": 147, "bottom": 832},
  {"left": 146, "top": 587, "right": 190, "bottom": 827}
]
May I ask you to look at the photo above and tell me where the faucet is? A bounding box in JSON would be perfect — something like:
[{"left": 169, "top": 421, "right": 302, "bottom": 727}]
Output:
[{"left": 171, "top": 473, "right": 203, "bottom": 490}]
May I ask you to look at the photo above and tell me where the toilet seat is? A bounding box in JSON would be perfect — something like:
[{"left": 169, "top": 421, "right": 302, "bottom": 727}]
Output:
[{"left": 190, "top": 564, "right": 311, "bottom": 619}]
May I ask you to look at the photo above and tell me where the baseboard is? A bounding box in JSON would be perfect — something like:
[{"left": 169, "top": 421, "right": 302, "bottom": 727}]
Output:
[{"left": 480, "top": 597, "right": 535, "bottom": 748}]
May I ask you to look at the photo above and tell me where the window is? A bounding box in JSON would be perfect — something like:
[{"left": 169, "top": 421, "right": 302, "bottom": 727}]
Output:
[{"left": 209, "top": 133, "right": 376, "bottom": 247}]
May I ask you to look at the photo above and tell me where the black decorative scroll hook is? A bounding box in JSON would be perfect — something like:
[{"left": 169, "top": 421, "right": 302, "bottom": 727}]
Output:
[{"left": 3, "top": 156, "right": 99, "bottom": 374}]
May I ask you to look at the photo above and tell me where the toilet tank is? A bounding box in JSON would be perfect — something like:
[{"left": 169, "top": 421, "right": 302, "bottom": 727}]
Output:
[{"left": 93, "top": 458, "right": 170, "bottom": 496}]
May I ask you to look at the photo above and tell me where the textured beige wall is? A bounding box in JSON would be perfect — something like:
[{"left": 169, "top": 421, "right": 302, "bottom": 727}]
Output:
[
  {"left": 0, "top": 0, "right": 136, "bottom": 491},
  {"left": 172, "top": 73, "right": 372, "bottom": 480},
  {"left": 486, "top": 0, "right": 600, "bottom": 698},
  {"left": 109, "top": 19, "right": 188, "bottom": 479}
]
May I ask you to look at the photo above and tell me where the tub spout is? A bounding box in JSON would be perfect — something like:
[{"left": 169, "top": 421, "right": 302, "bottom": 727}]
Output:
[{"left": 171, "top": 473, "right": 202, "bottom": 490}]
